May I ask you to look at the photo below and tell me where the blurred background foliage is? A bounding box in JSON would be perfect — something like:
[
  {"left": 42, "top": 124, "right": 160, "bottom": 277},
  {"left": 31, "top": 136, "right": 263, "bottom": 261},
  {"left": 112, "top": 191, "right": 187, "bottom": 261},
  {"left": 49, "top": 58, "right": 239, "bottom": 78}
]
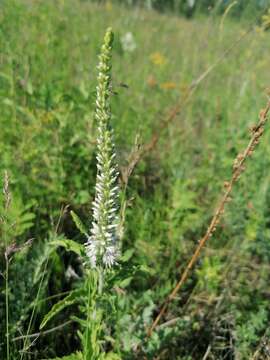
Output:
[
  {"left": 1, "top": 0, "right": 270, "bottom": 359},
  {"left": 106, "top": 0, "right": 270, "bottom": 19}
]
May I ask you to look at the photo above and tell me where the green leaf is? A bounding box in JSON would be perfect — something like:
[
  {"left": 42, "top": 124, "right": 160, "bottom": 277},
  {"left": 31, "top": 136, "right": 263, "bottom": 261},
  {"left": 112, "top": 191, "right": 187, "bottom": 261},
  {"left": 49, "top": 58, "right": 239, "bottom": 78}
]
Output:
[
  {"left": 120, "top": 249, "right": 134, "bottom": 262},
  {"left": 33, "top": 241, "right": 55, "bottom": 284},
  {"left": 70, "top": 210, "right": 88, "bottom": 236},
  {"left": 50, "top": 238, "right": 84, "bottom": 257},
  {"left": 70, "top": 315, "right": 88, "bottom": 328},
  {"left": 117, "top": 277, "right": 133, "bottom": 288},
  {"left": 139, "top": 264, "right": 154, "bottom": 275},
  {"left": 25, "top": 80, "right": 33, "bottom": 95},
  {"left": 105, "top": 353, "right": 122, "bottom": 360},
  {"left": 40, "top": 289, "right": 83, "bottom": 329},
  {"left": 47, "top": 352, "right": 83, "bottom": 360}
]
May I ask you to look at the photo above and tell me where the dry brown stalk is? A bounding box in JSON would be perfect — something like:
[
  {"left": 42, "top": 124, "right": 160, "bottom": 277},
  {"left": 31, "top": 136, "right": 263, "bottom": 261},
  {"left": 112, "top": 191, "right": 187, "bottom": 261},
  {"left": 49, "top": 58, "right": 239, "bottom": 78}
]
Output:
[
  {"left": 3, "top": 170, "right": 11, "bottom": 211},
  {"left": 11, "top": 320, "right": 73, "bottom": 342},
  {"left": 251, "top": 330, "right": 270, "bottom": 360},
  {"left": 147, "top": 98, "right": 270, "bottom": 337}
]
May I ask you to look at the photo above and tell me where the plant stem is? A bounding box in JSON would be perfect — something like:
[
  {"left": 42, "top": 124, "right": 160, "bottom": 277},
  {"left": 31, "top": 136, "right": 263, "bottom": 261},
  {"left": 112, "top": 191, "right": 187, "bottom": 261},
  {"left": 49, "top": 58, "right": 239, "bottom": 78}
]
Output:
[
  {"left": 85, "top": 273, "right": 92, "bottom": 360},
  {"left": 20, "top": 256, "right": 49, "bottom": 360},
  {"left": 5, "top": 257, "right": 10, "bottom": 360},
  {"left": 12, "top": 320, "right": 73, "bottom": 342},
  {"left": 148, "top": 99, "right": 270, "bottom": 336}
]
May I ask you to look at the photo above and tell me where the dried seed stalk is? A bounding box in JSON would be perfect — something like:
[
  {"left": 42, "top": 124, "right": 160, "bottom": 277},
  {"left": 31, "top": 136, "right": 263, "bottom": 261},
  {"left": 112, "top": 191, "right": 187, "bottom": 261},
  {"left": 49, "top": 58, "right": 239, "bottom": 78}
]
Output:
[{"left": 148, "top": 99, "right": 270, "bottom": 336}]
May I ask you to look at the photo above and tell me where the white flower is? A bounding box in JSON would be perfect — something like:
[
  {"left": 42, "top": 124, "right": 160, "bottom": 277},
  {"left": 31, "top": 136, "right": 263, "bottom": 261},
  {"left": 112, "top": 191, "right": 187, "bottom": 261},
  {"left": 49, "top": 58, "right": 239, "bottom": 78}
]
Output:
[
  {"left": 85, "top": 28, "right": 120, "bottom": 269},
  {"left": 65, "top": 265, "right": 80, "bottom": 280},
  {"left": 187, "top": 0, "right": 195, "bottom": 8},
  {"left": 121, "top": 32, "right": 137, "bottom": 53}
]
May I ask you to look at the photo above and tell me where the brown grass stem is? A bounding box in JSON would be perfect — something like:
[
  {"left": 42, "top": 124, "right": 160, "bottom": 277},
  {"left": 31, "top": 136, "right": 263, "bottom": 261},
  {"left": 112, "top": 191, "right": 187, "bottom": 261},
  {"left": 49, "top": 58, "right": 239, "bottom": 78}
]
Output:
[
  {"left": 12, "top": 320, "right": 73, "bottom": 342},
  {"left": 147, "top": 98, "right": 270, "bottom": 337}
]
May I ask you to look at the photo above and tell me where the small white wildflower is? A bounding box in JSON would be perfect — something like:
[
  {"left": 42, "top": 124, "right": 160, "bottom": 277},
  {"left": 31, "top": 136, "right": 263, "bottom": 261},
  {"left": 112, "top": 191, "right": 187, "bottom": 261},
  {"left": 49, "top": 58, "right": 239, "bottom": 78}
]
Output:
[
  {"left": 65, "top": 265, "right": 80, "bottom": 281},
  {"left": 85, "top": 28, "right": 120, "bottom": 269},
  {"left": 187, "top": 0, "right": 195, "bottom": 8},
  {"left": 103, "top": 244, "right": 120, "bottom": 268},
  {"left": 120, "top": 32, "right": 137, "bottom": 53}
]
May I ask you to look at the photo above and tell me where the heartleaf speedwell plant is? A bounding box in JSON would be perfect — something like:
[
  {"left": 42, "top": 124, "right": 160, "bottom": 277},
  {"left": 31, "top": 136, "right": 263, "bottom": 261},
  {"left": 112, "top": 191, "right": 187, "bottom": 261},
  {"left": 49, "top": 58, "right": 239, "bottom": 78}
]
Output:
[
  {"left": 39, "top": 28, "right": 124, "bottom": 360},
  {"left": 86, "top": 27, "right": 120, "bottom": 269}
]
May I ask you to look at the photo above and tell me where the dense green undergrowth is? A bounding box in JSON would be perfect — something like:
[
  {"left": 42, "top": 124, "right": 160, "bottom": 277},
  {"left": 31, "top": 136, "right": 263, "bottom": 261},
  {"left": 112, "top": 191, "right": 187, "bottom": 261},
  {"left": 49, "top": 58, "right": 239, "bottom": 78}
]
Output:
[{"left": 1, "top": 1, "right": 270, "bottom": 359}]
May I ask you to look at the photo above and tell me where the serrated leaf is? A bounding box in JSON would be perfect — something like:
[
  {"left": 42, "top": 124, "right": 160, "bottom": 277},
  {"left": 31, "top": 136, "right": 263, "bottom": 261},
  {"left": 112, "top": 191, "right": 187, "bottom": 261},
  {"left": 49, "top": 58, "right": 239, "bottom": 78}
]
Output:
[
  {"left": 70, "top": 210, "right": 88, "bottom": 236},
  {"left": 40, "top": 289, "right": 83, "bottom": 329}
]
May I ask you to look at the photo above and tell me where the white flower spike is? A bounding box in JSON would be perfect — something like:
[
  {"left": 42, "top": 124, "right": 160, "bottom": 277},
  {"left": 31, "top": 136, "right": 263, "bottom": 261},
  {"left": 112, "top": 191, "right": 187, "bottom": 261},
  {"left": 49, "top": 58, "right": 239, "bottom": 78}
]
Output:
[{"left": 86, "top": 28, "right": 120, "bottom": 268}]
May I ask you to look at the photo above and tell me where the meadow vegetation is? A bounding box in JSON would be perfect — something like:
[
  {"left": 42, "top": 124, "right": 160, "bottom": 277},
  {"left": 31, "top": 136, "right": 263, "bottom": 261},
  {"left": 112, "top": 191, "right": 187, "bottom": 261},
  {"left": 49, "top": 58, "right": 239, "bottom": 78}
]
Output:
[{"left": 1, "top": 1, "right": 270, "bottom": 359}]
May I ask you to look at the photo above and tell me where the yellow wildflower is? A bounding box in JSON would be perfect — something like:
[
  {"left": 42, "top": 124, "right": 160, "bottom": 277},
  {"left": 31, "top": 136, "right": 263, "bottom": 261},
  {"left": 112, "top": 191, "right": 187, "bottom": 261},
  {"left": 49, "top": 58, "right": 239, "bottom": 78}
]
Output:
[
  {"left": 262, "top": 9, "right": 270, "bottom": 30},
  {"left": 150, "top": 52, "right": 167, "bottom": 66},
  {"left": 160, "top": 82, "right": 177, "bottom": 90},
  {"left": 179, "top": 82, "right": 190, "bottom": 94},
  {"left": 105, "top": 1, "right": 112, "bottom": 11},
  {"left": 254, "top": 25, "right": 265, "bottom": 36}
]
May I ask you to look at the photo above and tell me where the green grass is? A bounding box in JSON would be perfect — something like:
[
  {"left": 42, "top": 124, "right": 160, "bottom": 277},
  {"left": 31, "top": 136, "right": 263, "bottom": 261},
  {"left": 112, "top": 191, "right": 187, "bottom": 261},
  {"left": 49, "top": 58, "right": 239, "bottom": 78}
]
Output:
[{"left": 1, "top": 1, "right": 270, "bottom": 359}]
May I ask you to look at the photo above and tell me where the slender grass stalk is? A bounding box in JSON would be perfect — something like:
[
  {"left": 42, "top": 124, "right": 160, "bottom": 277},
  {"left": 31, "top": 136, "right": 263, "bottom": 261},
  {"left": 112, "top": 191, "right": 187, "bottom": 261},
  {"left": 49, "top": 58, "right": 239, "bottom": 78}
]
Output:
[
  {"left": 11, "top": 321, "right": 73, "bottom": 342},
  {"left": 20, "top": 210, "right": 67, "bottom": 359},
  {"left": 20, "top": 258, "right": 49, "bottom": 360},
  {"left": 5, "top": 258, "right": 9, "bottom": 360},
  {"left": 219, "top": 1, "right": 238, "bottom": 37},
  {"left": 148, "top": 98, "right": 270, "bottom": 336},
  {"left": 20, "top": 243, "right": 56, "bottom": 359},
  {"left": 3, "top": 171, "right": 11, "bottom": 360}
]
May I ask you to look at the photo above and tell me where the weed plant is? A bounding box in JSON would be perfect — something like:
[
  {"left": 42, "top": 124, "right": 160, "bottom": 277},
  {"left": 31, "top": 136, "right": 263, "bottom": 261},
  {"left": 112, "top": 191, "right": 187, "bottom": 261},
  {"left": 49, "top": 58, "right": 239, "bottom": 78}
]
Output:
[{"left": 1, "top": 1, "right": 270, "bottom": 359}]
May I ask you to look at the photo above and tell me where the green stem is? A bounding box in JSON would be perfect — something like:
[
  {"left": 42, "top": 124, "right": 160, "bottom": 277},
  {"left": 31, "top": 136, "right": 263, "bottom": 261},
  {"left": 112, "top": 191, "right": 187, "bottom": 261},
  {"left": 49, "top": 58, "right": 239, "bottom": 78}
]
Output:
[
  {"left": 5, "top": 258, "right": 10, "bottom": 360},
  {"left": 98, "top": 267, "right": 104, "bottom": 295},
  {"left": 85, "top": 273, "right": 92, "bottom": 360},
  {"left": 20, "top": 256, "right": 49, "bottom": 360}
]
